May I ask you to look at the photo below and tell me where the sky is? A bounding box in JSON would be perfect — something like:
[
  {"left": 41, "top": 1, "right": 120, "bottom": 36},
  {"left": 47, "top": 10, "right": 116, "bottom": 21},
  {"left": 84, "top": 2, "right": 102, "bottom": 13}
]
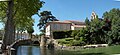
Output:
[{"left": 0, "top": 0, "right": 120, "bottom": 34}]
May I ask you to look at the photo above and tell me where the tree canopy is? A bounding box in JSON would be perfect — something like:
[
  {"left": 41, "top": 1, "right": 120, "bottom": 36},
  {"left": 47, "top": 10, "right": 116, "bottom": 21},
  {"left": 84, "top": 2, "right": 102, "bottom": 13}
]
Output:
[
  {"left": 0, "top": 0, "right": 44, "bottom": 30},
  {"left": 103, "top": 8, "right": 120, "bottom": 44},
  {"left": 37, "top": 11, "right": 59, "bottom": 33},
  {"left": 0, "top": 0, "right": 44, "bottom": 47}
]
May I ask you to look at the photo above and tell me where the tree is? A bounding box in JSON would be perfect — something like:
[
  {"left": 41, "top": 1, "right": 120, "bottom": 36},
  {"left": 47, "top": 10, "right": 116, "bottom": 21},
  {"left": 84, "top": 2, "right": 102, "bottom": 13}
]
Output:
[
  {"left": 71, "top": 30, "right": 80, "bottom": 39},
  {"left": 37, "top": 11, "right": 59, "bottom": 33},
  {"left": 0, "top": 29, "right": 4, "bottom": 40},
  {"left": 16, "top": 17, "right": 34, "bottom": 38},
  {"left": 27, "top": 26, "right": 34, "bottom": 39},
  {"left": 85, "top": 15, "right": 106, "bottom": 44},
  {"left": 0, "top": 0, "right": 44, "bottom": 49},
  {"left": 103, "top": 8, "right": 120, "bottom": 44},
  {"left": 85, "top": 17, "right": 90, "bottom": 26}
]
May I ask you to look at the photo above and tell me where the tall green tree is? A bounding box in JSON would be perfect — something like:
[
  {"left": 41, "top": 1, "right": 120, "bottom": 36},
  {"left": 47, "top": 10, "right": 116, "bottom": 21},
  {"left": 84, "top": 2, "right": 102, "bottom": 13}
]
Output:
[
  {"left": 37, "top": 11, "right": 59, "bottom": 34},
  {"left": 87, "top": 15, "right": 105, "bottom": 44},
  {"left": 85, "top": 17, "right": 90, "bottom": 26},
  {"left": 103, "top": 8, "right": 120, "bottom": 44},
  {"left": 0, "top": 0, "right": 44, "bottom": 49}
]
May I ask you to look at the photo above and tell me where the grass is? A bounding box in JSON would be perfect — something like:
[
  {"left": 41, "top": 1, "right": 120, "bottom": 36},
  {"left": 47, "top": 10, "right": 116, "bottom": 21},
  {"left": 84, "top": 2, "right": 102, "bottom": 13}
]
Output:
[
  {"left": 56, "top": 45, "right": 120, "bottom": 55},
  {"left": 56, "top": 38, "right": 73, "bottom": 45},
  {"left": 81, "top": 45, "right": 120, "bottom": 54},
  {"left": 56, "top": 38, "right": 120, "bottom": 55},
  {"left": 56, "top": 38, "right": 73, "bottom": 41}
]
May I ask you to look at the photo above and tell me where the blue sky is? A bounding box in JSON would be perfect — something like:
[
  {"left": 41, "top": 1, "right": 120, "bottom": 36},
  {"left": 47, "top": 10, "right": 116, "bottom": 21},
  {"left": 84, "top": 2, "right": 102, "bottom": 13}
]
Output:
[{"left": 0, "top": 0, "right": 120, "bottom": 34}]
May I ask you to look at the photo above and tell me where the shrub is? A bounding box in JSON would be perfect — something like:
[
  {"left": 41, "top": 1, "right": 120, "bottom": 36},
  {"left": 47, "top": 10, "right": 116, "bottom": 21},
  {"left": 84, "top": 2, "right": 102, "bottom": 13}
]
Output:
[
  {"left": 70, "top": 40, "right": 80, "bottom": 46},
  {"left": 53, "top": 31, "right": 66, "bottom": 39},
  {"left": 65, "top": 38, "right": 73, "bottom": 41},
  {"left": 80, "top": 41, "right": 86, "bottom": 46},
  {"left": 53, "top": 30, "right": 72, "bottom": 39},
  {"left": 75, "top": 36, "right": 80, "bottom": 40},
  {"left": 65, "top": 30, "right": 72, "bottom": 38},
  {"left": 58, "top": 39, "right": 65, "bottom": 44},
  {"left": 69, "top": 40, "right": 86, "bottom": 46},
  {"left": 58, "top": 39, "right": 70, "bottom": 44},
  {"left": 65, "top": 44, "right": 71, "bottom": 46}
]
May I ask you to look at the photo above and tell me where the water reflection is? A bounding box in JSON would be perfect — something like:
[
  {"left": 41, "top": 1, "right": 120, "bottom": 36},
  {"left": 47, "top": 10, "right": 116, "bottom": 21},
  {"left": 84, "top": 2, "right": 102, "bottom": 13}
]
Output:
[
  {"left": 27, "top": 46, "right": 32, "bottom": 55},
  {"left": 17, "top": 46, "right": 61, "bottom": 55},
  {"left": 17, "top": 46, "right": 41, "bottom": 55},
  {"left": 40, "top": 46, "right": 47, "bottom": 55}
]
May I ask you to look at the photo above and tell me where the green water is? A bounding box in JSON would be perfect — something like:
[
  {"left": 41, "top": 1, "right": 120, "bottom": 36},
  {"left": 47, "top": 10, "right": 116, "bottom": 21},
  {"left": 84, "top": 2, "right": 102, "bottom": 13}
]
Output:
[
  {"left": 17, "top": 46, "right": 41, "bottom": 55},
  {"left": 17, "top": 46, "right": 62, "bottom": 55},
  {"left": 17, "top": 45, "right": 120, "bottom": 55}
]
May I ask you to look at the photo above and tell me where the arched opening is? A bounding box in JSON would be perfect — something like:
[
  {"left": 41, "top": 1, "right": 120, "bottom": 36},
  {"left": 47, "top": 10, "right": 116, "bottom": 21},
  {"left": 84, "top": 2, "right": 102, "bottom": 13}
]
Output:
[{"left": 33, "top": 41, "right": 40, "bottom": 45}]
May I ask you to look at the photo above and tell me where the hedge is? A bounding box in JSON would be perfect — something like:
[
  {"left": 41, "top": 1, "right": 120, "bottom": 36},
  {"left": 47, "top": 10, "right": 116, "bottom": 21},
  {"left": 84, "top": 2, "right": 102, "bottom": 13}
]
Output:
[{"left": 53, "top": 30, "right": 72, "bottom": 39}]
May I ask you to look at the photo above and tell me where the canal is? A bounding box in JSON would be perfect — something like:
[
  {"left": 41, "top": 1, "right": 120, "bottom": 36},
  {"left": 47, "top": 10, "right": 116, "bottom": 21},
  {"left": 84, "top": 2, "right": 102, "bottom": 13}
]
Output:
[{"left": 17, "top": 45, "right": 64, "bottom": 55}]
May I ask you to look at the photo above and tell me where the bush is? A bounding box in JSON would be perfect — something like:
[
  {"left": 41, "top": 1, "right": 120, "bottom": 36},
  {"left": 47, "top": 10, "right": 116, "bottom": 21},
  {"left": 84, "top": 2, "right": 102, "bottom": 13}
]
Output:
[
  {"left": 65, "top": 30, "right": 72, "bottom": 38},
  {"left": 65, "top": 44, "right": 71, "bottom": 46},
  {"left": 75, "top": 36, "right": 80, "bottom": 40},
  {"left": 69, "top": 40, "right": 86, "bottom": 46},
  {"left": 65, "top": 38, "right": 73, "bottom": 41},
  {"left": 71, "top": 30, "right": 80, "bottom": 38},
  {"left": 53, "top": 30, "right": 72, "bottom": 39},
  {"left": 57, "top": 38, "right": 85, "bottom": 46},
  {"left": 58, "top": 39, "right": 70, "bottom": 44},
  {"left": 70, "top": 40, "right": 80, "bottom": 46},
  {"left": 53, "top": 31, "right": 66, "bottom": 39},
  {"left": 80, "top": 41, "right": 86, "bottom": 46}
]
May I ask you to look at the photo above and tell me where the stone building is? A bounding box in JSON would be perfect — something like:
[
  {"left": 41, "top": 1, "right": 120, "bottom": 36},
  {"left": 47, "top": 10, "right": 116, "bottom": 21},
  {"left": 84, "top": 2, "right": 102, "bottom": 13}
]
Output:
[{"left": 45, "top": 20, "right": 86, "bottom": 38}]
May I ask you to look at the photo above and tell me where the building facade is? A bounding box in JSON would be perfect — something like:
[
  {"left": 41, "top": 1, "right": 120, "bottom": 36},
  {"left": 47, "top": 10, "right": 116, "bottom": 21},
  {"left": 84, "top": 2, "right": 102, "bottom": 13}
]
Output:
[
  {"left": 45, "top": 20, "right": 86, "bottom": 38},
  {"left": 15, "top": 32, "right": 30, "bottom": 40},
  {"left": 65, "top": 20, "right": 86, "bottom": 30},
  {"left": 45, "top": 21, "right": 71, "bottom": 38}
]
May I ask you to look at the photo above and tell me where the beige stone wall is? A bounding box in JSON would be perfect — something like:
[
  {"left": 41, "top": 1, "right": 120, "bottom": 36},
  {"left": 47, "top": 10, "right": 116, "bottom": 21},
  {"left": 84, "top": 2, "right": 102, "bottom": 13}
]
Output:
[
  {"left": 74, "top": 25, "right": 86, "bottom": 30},
  {"left": 71, "top": 26, "right": 74, "bottom": 30},
  {"left": 45, "top": 25, "right": 50, "bottom": 37},
  {"left": 71, "top": 25, "right": 86, "bottom": 30}
]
